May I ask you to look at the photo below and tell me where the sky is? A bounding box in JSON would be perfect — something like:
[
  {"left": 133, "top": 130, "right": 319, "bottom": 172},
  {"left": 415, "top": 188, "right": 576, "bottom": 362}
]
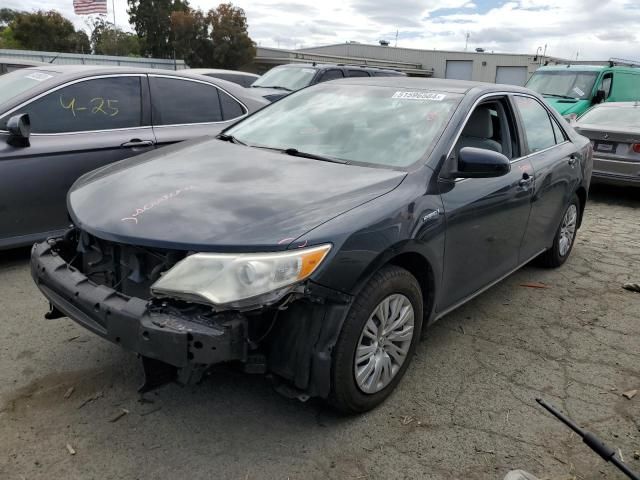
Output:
[{"left": 4, "top": 0, "right": 640, "bottom": 60}]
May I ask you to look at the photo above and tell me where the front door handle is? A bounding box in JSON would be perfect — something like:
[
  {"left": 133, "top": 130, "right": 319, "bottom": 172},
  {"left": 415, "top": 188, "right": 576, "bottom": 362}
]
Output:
[
  {"left": 518, "top": 172, "right": 533, "bottom": 187},
  {"left": 568, "top": 155, "right": 578, "bottom": 166},
  {"left": 121, "top": 139, "right": 154, "bottom": 148}
]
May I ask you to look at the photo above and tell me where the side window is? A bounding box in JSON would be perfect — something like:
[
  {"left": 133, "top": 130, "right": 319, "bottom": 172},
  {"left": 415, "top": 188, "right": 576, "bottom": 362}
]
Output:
[
  {"left": 455, "top": 98, "right": 517, "bottom": 159},
  {"left": 513, "top": 96, "right": 557, "bottom": 153},
  {"left": 317, "top": 69, "right": 344, "bottom": 83},
  {"left": 219, "top": 90, "right": 246, "bottom": 120},
  {"left": 15, "top": 76, "right": 142, "bottom": 134},
  {"left": 150, "top": 77, "right": 222, "bottom": 125},
  {"left": 346, "top": 69, "right": 370, "bottom": 78},
  {"left": 600, "top": 73, "right": 612, "bottom": 99}
]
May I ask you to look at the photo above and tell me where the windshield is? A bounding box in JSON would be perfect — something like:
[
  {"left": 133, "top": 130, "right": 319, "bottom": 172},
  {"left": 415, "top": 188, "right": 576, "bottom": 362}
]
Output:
[
  {"left": 252, "top": 66, "right": 317, "bottom": 91},
  {"left": 578, "top": 106, "right": 640, "bottom": 128},
  {"left": 526, "top": 70, "right": 599, "bottom": 100},
  {"left": 0, "top": 69, "right": 59, "bottom": 107},
  {"left": 227, "top": 84, "right": 461, "bottom": 168}
]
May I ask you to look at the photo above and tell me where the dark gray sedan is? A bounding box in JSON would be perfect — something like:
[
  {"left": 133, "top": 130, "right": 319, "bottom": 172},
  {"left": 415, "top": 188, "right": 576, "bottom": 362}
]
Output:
[
  {"left": 575, "top": 102, "right": 640, "bottom": 187},
  {"left": 31, "top": 78, "right": 592, "bottom": 412},
  {"left": 0, "top": 66, "right": 267, "bottom": 249}
]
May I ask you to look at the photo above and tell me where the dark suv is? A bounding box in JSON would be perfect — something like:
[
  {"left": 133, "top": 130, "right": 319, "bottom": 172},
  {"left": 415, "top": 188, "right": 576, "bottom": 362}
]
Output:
[{"left": 250, "top": 63, "right": 406, "bottom": 101}]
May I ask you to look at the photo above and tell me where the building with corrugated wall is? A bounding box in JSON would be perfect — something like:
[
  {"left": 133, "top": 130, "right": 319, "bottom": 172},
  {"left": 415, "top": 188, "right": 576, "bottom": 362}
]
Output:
[{"left": 251, "top": 43, "right": 567, "bottom": 86}]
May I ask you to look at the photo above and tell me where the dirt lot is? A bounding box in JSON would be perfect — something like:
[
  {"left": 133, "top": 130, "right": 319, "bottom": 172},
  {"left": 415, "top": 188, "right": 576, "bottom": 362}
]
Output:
[{"left": 1, "top": 184, "right": 638, "bottom": 480}]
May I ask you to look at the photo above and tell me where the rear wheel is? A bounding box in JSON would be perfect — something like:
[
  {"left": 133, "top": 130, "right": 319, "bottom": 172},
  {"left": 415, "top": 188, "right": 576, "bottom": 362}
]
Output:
[
  {"left": 329, "top": 265, "right": 423, "bottom": 413},
  {"left": 537, "top": 194, "right": 580, "bottom": 268}
]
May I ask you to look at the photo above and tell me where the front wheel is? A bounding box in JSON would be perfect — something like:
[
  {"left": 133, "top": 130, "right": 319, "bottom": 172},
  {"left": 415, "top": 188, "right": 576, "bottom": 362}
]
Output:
[
  {"left": 537, "top": 194, "right": 580, "bottom": 268},
  {"left": 329, "top": 265, "right": 423, "bottom": 413}
]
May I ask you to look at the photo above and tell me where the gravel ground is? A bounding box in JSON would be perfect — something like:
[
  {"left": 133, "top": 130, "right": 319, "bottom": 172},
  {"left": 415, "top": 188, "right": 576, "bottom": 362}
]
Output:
[{"left": 1, "top": 184, "right": 639, "bottom": 480}]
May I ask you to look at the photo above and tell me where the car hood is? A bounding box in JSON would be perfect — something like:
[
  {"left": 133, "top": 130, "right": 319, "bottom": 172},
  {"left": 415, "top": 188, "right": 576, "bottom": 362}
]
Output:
[
  {"left": 68, "top": 138, "right": 406, "bottom": 251},
  {"left": 543, "top": 97, "right": 591, "bottom": 116}
]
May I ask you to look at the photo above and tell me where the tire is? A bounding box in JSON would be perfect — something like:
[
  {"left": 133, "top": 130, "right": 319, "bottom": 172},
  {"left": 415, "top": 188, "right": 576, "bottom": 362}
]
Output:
[
  {"left": 329, "top": 265, "right": 423, "bottom": 414},
  {"left": 536, "top": 193, "right": 580, "bottom": 268}
]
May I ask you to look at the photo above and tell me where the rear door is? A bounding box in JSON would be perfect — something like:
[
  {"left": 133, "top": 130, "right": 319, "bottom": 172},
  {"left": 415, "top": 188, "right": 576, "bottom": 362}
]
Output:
[
  {"left": 0, "top": 74, "right": 154, "bottom": 245},
  {"left": 148, "top": 75, "right": 248, "bottom": 148},
  {"left": 512, "top": 94, "right": 580, "bottom": 260}
]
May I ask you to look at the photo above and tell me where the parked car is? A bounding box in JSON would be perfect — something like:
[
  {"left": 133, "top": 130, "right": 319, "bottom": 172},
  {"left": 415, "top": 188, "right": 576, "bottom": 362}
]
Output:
[
  {"left": 574, "top": 102, "right": 640, "bottom": 187},
  {"left": 31, "top": 78, "right": 592, "bottom": 413},
  {"left": 0, "top": 57, "right": 47, "bottom": 75},
  {"left": 187, "top": 68, "right": 260, "bottom": 88},
  {"left": 0, "top": 66, "right": 267, "bottom": 249},
  {"left": 250, "top": 63, "right": 406, "bottom": 101},
  {"left": 526, "top": 63, "right": 640, "bottom": 119}
]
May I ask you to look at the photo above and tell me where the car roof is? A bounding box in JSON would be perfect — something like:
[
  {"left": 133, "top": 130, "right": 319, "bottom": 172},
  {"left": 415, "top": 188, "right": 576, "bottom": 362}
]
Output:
[
  {"left": 188, "top": 68, "right": 259, "bottom": 77},
  {"left": 0, "top": 65, "right": 268, "bottom": 114},
  {"left": 275, "top": 62, "right": 402, "bottom": 73},
  {"left": 326, "top": 76, "right": 531, "bottom": 95}
]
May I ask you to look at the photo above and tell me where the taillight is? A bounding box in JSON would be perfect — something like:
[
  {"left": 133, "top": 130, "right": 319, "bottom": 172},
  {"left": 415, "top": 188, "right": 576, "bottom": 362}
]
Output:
[{"left": 632, "top": 144, "right": 640, "bottom": 153}]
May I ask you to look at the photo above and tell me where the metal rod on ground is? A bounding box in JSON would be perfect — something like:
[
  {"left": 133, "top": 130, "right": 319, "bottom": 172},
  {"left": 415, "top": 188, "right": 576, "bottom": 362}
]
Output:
[{"left": 536, "top": 398, "right": 639, "bottom": 480}]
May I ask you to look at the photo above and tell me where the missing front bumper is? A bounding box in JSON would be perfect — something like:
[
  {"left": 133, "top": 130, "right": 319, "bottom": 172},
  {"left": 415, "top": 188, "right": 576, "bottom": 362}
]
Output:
[{"left": 30, "top": 241, "right": 248, "bottom": 373}]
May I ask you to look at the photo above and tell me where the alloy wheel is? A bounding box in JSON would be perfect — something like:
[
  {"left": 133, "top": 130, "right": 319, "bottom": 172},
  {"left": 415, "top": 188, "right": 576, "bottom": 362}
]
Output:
[
  {"left": 354, "top": 293, "right": 415, "bottom": 394},
  {"left": 558, "top": 204, "right": 577, "bottom": 257}
]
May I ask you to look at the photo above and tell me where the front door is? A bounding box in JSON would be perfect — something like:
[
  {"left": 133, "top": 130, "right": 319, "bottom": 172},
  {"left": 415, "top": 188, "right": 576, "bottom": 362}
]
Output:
[
  {"left": 438, "top": 96, "right": 534, "bottom": 310},
  {"left": 0, "top": 75, "right": 154, "bottom": 246}
]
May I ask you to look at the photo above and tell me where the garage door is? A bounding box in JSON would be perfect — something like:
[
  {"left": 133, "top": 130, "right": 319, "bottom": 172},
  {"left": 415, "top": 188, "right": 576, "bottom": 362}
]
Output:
[
  {"left": 445, "top": 60, "right": 473, "bottom": 80},
  {"left": 495, "top": 66, "right": 528, "bottom": 86}
]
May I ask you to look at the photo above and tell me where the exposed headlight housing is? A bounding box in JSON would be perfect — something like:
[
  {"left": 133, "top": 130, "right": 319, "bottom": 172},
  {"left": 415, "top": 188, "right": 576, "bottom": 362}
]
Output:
[{"left": 151, "top": 244, "right": 331, "bottom": 309}]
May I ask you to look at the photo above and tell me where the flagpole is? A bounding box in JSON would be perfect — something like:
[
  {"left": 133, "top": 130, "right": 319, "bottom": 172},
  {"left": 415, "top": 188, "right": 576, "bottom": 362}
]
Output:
[{"left": 112, "top": 0, "right": 117, "bottom": 55}]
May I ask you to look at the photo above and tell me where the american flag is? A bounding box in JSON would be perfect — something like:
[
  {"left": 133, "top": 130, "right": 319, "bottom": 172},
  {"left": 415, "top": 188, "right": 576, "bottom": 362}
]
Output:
[{"left": 73, "top": 0, "right": 107, "bottom": 15}]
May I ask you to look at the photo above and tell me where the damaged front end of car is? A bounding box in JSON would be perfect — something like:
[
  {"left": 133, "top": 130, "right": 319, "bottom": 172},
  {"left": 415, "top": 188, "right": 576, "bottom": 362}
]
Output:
[{"left": 31, "top": 228, "right": 353, "bottom": 399}]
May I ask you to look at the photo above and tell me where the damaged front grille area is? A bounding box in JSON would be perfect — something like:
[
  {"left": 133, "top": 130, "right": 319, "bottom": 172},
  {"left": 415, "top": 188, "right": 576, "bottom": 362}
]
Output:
[{"left": 59, "top": 229, "right": 187, "bottom": 300}]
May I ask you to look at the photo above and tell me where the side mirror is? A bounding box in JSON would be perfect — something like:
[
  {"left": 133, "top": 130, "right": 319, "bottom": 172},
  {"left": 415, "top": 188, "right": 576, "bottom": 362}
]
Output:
[
  {"left": 6, "top": 113, "right": 30, "bottom": 147},
  {"left": 455, "top": 147, "right": 511, "bottom": 178},
  {"left": 593, "top": 89, "right": 606, "bottom": 104}
]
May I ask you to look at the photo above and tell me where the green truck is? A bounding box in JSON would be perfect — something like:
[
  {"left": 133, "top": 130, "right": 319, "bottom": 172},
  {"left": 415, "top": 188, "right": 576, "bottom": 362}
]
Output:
[{"left": 526, "top": 61, "right": 640, "bottom": 119}]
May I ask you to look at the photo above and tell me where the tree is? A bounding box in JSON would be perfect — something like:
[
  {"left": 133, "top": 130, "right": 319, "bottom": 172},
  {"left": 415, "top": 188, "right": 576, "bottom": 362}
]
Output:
[
  {"left": 9, "top": 10, "right": 88, "bottom": 53},
  {"left": 170, "top": 9, "right": 209, "bottom": 67},
  {"left": 205, "top": 3, "right": 255, "bottom": 69},
  {"left": 127, "top": 0, "right": 189, "bottom": 58},
  {"left": 0, "top": 8, "right": 20, "bottom": 28},
  {"left": 91, "top": 18, "right": 140, "bottom": 56}
]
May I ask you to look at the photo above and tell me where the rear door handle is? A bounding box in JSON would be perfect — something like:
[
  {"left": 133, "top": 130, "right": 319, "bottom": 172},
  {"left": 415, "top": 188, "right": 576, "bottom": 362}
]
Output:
[
  {"left": 568, "top": 155, "right": 578, "bottom": 166},
  {"left": 121, "top": 139, "right": 154, "bottom": 148}
]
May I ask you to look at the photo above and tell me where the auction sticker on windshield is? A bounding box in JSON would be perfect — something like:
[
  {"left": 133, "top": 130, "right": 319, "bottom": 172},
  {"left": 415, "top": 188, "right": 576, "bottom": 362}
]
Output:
[{"left": 392, "top": 91, "right": 446, "bottom": 101}]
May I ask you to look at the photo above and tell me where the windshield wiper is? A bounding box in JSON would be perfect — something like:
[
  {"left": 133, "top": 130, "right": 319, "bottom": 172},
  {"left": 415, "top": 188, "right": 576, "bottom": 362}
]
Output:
[
  {"left": 252, "top": 85, "right": 292, "bottom": 91},
  {"left": 541, "top": 93, "right": 577, "bottom": 99},
  {"left": 283, "top": 148, "right": 347, "bottom": 164},
  {"left": 216, "top": 133, "right": 247, "bottom": 145}
]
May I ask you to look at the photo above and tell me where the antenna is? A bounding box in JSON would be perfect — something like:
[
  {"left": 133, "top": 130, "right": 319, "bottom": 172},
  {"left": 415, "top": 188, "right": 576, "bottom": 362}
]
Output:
[
  {"left": 395, "top": 29, "right": 398, "bottom": 47},
  {"left": 464, "top": 33, "right": 470, "bottom": 51}
]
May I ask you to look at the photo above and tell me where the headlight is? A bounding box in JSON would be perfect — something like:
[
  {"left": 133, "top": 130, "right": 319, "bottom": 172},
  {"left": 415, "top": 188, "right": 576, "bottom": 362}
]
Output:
[{"left": 150, "top": 244, "right": 331, "bottom": 309}]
